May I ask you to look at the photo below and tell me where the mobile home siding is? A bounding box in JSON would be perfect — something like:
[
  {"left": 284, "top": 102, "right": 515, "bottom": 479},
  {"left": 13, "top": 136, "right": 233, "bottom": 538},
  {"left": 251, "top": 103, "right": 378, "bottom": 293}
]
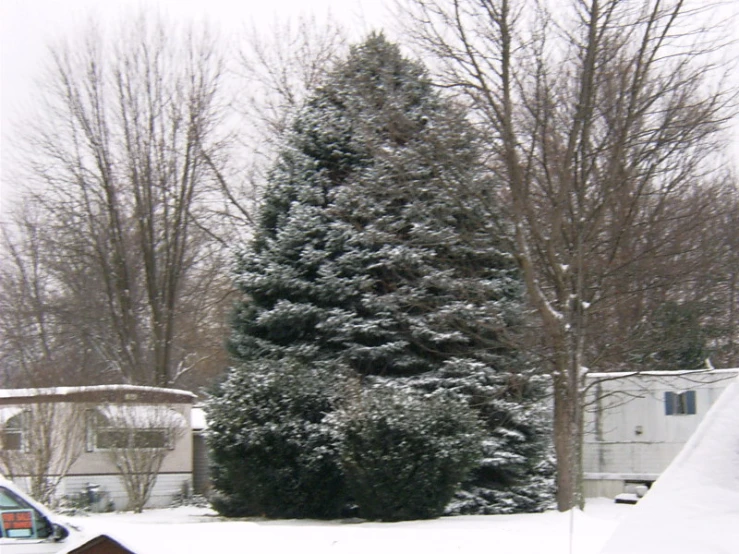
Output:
[{"left": 583, "top": 369, "right": 737, "bottom": 497}]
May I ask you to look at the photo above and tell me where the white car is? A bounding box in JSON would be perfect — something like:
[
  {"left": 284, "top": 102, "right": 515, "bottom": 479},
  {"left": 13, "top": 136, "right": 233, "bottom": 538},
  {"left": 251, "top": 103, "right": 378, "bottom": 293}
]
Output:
[{"left": 0, "top": 478, "right": 81, "bottom": 553}]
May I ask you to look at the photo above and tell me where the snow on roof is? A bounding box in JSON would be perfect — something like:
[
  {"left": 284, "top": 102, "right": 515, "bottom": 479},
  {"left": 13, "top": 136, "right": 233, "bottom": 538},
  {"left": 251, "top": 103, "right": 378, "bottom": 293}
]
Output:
[
  {"left": 0, "top": 406, "right": 23, "bottom": 423},
  {"left": 0, "top": 384, "right": 196, "bottom": 400},
  {"left": 586, "top": 368, "right": 739, "bottom": 379},
  {"left": 600, "top": 373, "right": 739, "bottom": 553}
]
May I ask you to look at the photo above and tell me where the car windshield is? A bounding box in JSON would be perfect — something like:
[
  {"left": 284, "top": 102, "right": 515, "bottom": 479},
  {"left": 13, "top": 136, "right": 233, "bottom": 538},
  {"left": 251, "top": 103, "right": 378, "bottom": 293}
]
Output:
[{"left": 0, "top": 486, "right": 52, "bottom": 539}]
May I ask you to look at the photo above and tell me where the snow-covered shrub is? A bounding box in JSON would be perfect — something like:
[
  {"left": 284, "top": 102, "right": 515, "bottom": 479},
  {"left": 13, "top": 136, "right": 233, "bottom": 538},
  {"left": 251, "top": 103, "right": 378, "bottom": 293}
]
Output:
[
  {"left": 401, "top": 361, "right": 556, "bottom": 515},
  {"left": 205, "top": 360, "right": 348, "bottom": 518},
  {"left": 337, "top": 384, "right": 483, "bottom": 521}
]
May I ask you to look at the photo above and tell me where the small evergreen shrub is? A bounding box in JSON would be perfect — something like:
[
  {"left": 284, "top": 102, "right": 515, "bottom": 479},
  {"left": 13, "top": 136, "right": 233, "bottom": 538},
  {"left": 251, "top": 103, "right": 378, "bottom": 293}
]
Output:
[
  {"left": 337, "top": 384, "right": 483, "bottom": 521},
  {"left": 206, "top": 360, "right": 348, "bottom": 519},
  {"left": 401, "top": 361, "right": 556, "bottom": 514}
]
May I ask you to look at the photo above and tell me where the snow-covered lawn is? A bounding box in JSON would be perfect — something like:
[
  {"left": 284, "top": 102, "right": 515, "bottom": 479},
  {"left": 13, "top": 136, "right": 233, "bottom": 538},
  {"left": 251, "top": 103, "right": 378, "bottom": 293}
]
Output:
[
  {"left": 57, "top": 375, "right": 738, "bottom": 553},
  {"left": 64, "top": 499, "right": 632, "bottom": 554}
]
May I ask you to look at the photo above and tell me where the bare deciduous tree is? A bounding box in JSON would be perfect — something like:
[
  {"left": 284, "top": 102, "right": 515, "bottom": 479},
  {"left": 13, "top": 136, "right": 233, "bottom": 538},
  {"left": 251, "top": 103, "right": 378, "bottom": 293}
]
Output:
[
  {"left": 399, "top": 0, "right": 736, "bottom": 509},
  {"left": 0, "top": 403, "right": 87, "bottom": 505},
  {"left": 95, "top": 405, "right": 186, "bottom": 513},
  {"left": 0, "top": 203, "right": 106, "bottom": 387},
  {"left": 2, "top": 14, "right": 231, "bottom": 388},
  {"left": 0, "top": 14, "right": 351, "bottom": 391},
  {"left": 204, "top": 15, "right": 349, "bottom": 243},
  {"left": 615, "top": 177, "right": 739, "bottom": 370}
]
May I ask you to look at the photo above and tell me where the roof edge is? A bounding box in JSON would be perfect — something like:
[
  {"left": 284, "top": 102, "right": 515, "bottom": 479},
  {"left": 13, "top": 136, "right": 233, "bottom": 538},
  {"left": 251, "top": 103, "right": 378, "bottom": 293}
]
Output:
[{"left": 0, "top": 384, "right": 196, "bottom": 400}]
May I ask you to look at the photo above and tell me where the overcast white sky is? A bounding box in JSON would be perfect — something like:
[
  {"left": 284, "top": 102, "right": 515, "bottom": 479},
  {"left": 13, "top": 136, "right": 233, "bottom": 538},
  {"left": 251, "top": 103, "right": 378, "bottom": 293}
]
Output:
[
  {"left": 0, "top": 0, "right": 391, "bottom": 113},
  {"left": 1, "top": 0, "right": 737, "bottom": 213},
  {"left": 0, "top": 0, "right": 394, "bottom": 212}
]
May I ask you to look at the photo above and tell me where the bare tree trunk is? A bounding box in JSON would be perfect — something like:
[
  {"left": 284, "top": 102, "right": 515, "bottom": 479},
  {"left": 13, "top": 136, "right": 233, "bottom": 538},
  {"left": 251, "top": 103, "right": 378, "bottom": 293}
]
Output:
[{"left": 552, "top": 375, "right": 580, "bottom": 509}]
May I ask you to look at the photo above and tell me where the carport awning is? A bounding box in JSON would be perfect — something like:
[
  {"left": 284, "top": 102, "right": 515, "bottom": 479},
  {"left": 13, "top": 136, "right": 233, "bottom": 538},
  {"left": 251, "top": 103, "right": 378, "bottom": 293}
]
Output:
[{"left": 98, "top": 405, "right": 186, "bottom": 428}]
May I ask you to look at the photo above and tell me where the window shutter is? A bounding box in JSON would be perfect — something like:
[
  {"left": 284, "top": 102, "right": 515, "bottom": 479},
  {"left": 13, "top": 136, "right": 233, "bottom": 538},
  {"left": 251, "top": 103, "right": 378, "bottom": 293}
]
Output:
[
  {"left": 686, "top": 391, "right": 697, "bottom": 415},
  {"left": 22, "top": 409, "right": 33, "bottom": 453},
  {"left": 664, "top": 392, "right": 675, "bottom": 415},
  {"left": 85, "top": 409, "right": 96, "bottom": 452}
]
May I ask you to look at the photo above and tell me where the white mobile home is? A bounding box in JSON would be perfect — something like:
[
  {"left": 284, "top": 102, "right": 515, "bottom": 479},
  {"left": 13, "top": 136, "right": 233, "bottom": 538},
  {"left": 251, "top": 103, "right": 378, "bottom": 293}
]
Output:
[
  {"left": 582, "top": 368, "right": 738, "bottom": 498},
  {"left": 0, "top": 385, "right": 195, "bottom": 510}
]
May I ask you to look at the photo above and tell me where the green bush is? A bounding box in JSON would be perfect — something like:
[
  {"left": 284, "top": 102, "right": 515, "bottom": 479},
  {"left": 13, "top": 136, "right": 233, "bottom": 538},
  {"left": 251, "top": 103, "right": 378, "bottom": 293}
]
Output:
[
  {"left": 337, "top": 384, "right": 483, "bottom": 521},
  {"left": 206, "top": 360, "right": 348, "bottom": 519}
]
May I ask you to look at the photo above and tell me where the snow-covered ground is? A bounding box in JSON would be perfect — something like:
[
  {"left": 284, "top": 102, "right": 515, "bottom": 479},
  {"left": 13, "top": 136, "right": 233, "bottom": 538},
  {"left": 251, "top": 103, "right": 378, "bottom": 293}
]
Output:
[
  {"left": 62, "top": 499, "right": 631, "bottom": 554},
  {"left": 56, "top": 375, "right": 739, "bottom": 553}
]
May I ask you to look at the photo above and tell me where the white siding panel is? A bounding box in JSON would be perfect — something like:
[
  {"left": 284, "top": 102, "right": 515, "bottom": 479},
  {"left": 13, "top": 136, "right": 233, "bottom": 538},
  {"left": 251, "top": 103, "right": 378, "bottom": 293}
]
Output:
[{"left": 62, "top": 473, "right": 191, "bottom": 510}]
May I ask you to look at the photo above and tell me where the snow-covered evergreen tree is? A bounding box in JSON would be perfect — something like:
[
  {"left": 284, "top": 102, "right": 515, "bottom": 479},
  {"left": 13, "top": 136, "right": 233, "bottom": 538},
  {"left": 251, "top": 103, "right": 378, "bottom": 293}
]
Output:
[
  {"left": 231, "top": 34, "right": 516, "bottom": 375},
  {"left": 226, "top": 34, "right": 552, "bottom": 514}
]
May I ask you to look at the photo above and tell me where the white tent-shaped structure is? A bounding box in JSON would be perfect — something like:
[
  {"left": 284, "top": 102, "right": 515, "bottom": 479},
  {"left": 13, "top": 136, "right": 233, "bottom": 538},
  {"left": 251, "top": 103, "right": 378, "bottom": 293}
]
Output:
[{"left": 601, "top": 374, "right": 739, "bottom": 553}]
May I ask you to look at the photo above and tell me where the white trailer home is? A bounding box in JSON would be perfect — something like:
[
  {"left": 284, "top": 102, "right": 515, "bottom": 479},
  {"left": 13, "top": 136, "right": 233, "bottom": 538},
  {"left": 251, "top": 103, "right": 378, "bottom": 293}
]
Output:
[
  {"left": 582, "top": 368, "right": 738, "bottom": 499},
  {"left": 0, "top": 385, "right": 195, "bottom": 511}
]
